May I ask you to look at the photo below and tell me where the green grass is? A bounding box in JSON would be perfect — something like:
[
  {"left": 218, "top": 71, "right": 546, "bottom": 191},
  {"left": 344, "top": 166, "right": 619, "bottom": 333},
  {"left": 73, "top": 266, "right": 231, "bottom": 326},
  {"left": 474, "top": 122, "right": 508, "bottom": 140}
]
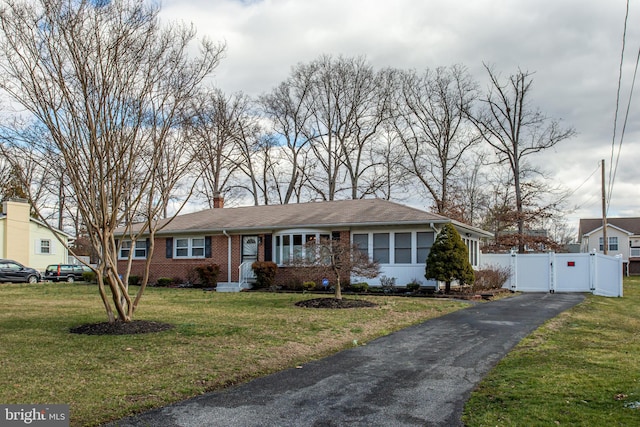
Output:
[
  {"left": 0, "top": 283, "right": 467, "bottom": 426},
  {"left": 463, "top": 276, "right": 640, "bottom": 426}
]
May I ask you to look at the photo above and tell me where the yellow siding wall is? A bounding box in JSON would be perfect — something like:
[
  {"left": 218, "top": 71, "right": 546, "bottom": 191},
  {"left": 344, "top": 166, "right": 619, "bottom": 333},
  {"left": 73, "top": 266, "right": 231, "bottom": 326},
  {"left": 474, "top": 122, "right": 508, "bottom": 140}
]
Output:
[
  {"left": 3, "top": 200, "right": 30, "bottom": 263},
  {"left": 1, "top": 200, "right": 68, "bottom": 270},
  {"left": 0, "top": 218, "right": 5, "bottom": 258},
  {"left": 29, "top": 221, "right": 68, "bottom": 270}
]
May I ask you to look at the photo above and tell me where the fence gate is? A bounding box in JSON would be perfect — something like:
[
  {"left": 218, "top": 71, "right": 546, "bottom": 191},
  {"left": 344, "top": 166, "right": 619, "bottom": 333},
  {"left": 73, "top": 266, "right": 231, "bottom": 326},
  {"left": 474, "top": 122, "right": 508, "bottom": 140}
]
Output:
[{"left": 481, "top": 252, "right": 623, "bottom": 297}]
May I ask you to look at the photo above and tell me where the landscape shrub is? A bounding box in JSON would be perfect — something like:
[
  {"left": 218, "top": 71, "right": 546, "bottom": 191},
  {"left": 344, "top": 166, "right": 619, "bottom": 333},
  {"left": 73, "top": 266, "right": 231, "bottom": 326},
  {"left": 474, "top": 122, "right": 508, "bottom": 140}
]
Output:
[
  {"left": 193, "top": 264, "right": 220, "bottom": 288},
  {"left": 280, "top": 278, "right": 302, "bottom": 291},
  {"left": 302, "top": 281, "right": 317, "bottom": 291},
  {"left": 252, "top": 261, "right": 278, "bottom": 290},
  {"left": 380, "top": 275, "right": 397, "bottom": 293},
  {"left": 82, "top": 271, "right": 96, "bottom": 283},
  {"left": 406, "top": 280, "right": 421, "bottom": 292},
  {"left": 128, "top": 275, "right": 141, "bottom": 287},
  {"left": 472, "top": 265, "right": 511, "bottom": 293},
  {"left": 156, "top": 277, "right": 173, "bottom": 287},
  {"left": 349, "top": 282, "right": 369, "bottom": 293}
]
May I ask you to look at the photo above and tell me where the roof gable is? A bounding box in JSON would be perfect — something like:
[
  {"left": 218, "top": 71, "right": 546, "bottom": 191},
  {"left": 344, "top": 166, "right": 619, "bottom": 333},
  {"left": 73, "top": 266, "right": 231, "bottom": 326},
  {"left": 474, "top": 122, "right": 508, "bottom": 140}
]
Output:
[{"left": 579, "top": 217, "right": 640, "bottom": 236}]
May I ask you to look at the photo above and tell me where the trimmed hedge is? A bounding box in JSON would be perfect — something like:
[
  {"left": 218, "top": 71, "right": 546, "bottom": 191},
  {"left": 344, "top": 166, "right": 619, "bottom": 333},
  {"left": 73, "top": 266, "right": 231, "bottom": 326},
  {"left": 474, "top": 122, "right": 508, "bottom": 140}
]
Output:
[
  {"left": 252, "top": 261, "right": 278, "bottom": 289},
  {"left": 193, "top": 264, "right": 220, "bottom": 288}
]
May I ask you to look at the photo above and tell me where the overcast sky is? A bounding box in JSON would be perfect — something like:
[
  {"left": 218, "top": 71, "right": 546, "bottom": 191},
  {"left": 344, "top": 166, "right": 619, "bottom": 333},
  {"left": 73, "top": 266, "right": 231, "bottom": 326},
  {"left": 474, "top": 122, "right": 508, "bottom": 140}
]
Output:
[{"left": 161, "top": 0, "right": 640, "bottom": 226}]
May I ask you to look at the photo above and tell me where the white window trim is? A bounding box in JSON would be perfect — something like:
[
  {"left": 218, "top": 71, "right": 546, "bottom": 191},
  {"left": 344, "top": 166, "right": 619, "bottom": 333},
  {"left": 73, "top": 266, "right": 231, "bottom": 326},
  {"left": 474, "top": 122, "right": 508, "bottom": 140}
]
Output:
[
  {"left": 174, "top": 237, "right": 206, "bottom": 259},
  {"left": 599, "top": 236, "right": 619, "bottom": 252},
  {"left": 273, "top": 229, "right": 331, "bottom": 266},
  {"left": 35, "top": 238, "right": 55, "bottom": 255},
  {"left": 463, "top": 237, "right": 480, "bottom": 267},
  {"left": 351, "top": 230, "right": 439, "bottom": 266},
  {"left": 119, "top": 240, "right": 148, "bottom": 260}
]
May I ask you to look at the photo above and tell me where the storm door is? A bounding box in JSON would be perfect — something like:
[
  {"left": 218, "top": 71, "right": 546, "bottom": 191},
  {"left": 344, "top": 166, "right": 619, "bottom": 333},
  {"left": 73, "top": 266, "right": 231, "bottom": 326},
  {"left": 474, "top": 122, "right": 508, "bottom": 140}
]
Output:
[{"left": 242, "top": 236, "right": 259, "bottom": 263}]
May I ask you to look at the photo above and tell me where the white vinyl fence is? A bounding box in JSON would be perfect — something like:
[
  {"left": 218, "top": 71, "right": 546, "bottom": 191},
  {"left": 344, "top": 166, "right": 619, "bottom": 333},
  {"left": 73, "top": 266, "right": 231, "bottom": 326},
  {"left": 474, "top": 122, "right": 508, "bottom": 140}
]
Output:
[{"left": 481, "top": 252, "right": 623, "bottom": 297}]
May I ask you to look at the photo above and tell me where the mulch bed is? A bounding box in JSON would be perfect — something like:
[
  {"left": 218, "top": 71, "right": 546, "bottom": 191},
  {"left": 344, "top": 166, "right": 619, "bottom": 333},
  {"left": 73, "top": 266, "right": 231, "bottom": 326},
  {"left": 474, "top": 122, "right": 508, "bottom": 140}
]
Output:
[
  {"left": 295, "top": 298, "right": 378, "bottom": 309},
  {"left": 69, "top": 320, "right": 175, "bottom": 335}
]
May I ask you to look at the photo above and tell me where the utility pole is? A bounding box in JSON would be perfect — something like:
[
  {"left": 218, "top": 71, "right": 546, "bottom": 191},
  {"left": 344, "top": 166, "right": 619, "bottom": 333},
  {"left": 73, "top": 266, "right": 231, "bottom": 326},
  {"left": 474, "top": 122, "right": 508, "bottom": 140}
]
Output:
[{"left": 601, "top": 159, "right": 608, "bottom": 255}]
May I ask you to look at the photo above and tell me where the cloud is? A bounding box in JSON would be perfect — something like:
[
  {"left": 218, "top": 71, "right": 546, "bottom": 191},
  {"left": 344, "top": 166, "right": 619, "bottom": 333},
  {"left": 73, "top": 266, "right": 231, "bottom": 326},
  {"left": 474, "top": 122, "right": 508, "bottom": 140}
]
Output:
[{"left": 161, "top": 0, "right": 640, "bottom": 222}]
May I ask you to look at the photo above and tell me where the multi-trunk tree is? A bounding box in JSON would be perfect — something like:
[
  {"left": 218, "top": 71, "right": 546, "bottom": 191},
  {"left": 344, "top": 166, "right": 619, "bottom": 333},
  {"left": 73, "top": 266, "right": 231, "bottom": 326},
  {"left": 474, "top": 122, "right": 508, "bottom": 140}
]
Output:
[{"left": 0, "top": 0, "right": 225, "bottom": 322}]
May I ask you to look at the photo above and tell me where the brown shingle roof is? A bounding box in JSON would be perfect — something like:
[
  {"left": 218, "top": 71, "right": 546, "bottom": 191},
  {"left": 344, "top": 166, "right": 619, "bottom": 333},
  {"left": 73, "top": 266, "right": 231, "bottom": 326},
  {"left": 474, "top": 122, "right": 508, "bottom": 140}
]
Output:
[
  {"left": 579, "top": 217, "right": 640, "bottom": 237},
  {"left": 128, "top": 199, "right": 491, "bottom": 236}
]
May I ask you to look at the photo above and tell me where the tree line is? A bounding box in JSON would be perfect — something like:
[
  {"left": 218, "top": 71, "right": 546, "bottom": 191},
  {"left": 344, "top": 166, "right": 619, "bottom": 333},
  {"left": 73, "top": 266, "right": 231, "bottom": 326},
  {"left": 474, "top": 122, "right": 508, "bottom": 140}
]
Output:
[{"left": 0, "top": 0, "right": 575, "bottom": 320}]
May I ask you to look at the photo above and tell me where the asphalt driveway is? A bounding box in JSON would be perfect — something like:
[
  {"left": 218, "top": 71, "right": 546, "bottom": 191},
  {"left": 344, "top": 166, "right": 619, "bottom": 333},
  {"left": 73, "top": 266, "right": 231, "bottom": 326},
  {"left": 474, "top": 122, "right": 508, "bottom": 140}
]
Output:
[{"left": 106, "top": 292, "right": 585, "bottom": 427}]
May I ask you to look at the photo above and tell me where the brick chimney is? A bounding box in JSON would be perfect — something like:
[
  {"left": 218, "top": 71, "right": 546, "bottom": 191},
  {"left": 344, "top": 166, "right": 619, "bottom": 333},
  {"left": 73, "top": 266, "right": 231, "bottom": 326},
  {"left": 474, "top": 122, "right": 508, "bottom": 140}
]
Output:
[{"left": 213, "top": 191, "right": 224, "bottom": 209}]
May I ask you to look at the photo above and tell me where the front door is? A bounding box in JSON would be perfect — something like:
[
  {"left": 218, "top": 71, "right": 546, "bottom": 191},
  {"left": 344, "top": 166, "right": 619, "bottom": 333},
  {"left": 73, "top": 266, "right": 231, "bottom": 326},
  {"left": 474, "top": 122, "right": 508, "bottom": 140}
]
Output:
[{"left": 242, "top": 236, "right": 259, "bottom": 263}]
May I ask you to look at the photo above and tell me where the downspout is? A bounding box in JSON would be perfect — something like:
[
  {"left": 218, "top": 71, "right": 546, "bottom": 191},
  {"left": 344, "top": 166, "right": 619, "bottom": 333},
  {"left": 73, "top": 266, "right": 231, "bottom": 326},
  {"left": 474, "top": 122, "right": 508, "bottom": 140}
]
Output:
[{"left": 223, "top": 230, "right": 232, "bottom": 283}]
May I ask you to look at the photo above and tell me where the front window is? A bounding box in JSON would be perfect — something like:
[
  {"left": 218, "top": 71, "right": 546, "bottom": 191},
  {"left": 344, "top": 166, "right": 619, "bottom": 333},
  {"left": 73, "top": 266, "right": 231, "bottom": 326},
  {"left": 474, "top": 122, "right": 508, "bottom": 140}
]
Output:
[
  {"left": 119, "top": 240, "right": 147, "bottom": 259},
  {"left": 609, "top": 237, "right": 619, "bottom": 251},
  {"left": 599, "top": 236, "right": 619, "bottom": 251},
  {"left": 417, "top": 232, "right": 434, "bottom": 263},
  {"left": 174, "top": 237, "right": 205, "bottom": 258},
  {"left": 40, "top": 239, "right": 51, "bottom": 254},
  {"left": 274, "top": 231, "right": 331, "bottom": 265},
  {"left": 394, "top": 233, "right": 412, "bottom": 264},
  {"left": 192, "top": 238, "right": 205, "bottom": 257},
  {"left": 353, "top": 234, "right": 369, "bottom": 257},
  {"left": 463, "top": 238, "right": 479, "bottom": 267},
  {"left": 293, "top": 234, "right": 303, "bottom": 261},
  {"left": 373, "top": 233, "right": 390, "bottom": 263},
  {"left": 354, "top": 231, "right": 437, "bottom": 264}
]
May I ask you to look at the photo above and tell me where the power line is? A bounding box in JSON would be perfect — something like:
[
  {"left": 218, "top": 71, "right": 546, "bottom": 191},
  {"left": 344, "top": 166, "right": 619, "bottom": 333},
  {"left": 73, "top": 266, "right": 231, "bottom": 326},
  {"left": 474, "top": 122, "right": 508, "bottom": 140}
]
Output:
[
  {"left": 608, "top": 44, "right": 640, "bottom": 211},
  {"left": 609, "top": 0, "right": 629, "bottom": 199},
  {"left": 608, "top": 0, "right": 636, "bottom": 215},
  {"left": 566, "top": 162, "right": 600, "bottom": 199}
]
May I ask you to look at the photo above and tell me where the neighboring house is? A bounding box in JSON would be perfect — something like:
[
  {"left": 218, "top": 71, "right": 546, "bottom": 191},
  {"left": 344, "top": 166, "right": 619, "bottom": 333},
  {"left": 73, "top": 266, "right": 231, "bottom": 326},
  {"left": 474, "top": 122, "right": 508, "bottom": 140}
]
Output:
[
  {"left": 578, "top": 217, "right": 640, "bottom": 275},
  {"left": 116, "top": 198, "right": 492, "bottom": 290},
  {"left": 0, "top": 198, "right": 70, "bottom": 271}
]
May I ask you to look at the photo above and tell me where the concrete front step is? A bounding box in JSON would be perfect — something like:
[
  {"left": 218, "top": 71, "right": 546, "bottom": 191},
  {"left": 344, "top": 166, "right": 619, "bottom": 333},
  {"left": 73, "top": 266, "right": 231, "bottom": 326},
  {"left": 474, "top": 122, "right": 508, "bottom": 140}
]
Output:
[{"left": 217, "top": 282, "right": 252, "bottom": 292}]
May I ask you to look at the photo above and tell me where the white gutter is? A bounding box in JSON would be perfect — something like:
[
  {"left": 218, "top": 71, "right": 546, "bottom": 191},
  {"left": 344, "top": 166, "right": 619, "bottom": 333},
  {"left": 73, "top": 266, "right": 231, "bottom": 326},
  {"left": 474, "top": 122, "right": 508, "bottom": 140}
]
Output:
[{"left": 223, "top": 229, "right": 232, "bottom": 283}]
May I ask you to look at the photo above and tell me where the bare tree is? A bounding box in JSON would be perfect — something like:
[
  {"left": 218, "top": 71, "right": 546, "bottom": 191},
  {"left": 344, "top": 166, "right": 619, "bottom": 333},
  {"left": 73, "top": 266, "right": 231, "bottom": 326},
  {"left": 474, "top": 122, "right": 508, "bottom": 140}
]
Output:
[
  {"left": 0, "top": 151, "right": 29, "bottom": 215},
  {"left": 259, "top": 67, "right": 317, "bottom": 204},
  {"left": 393, "top": 65, "right": 480, "bottom": 216},
  {"left": 477, "top": 166, "right": 518, "bottom": 249},
  {"left": 0, "top": 0, "right": 225, "bottom": 322},
  {"left": 303, "top": 55, "right": 391, "bottom": 200},
  {"left": 470, "top": 65, "right": 575, "bottom": 252},
  {"left": 448, "top": 149, "right": 490, "bottom": 226},
  {"left": 187, "top": 88, "right": 253, "bottom": 207},
  {"left": 289, "top": 237, "right": 379, "bottom": 300},
  {"left": 0, "top": 131, "right": 58, "bottom": 218},
  {"left": 362, "top": 124, "right": 410, "bottom": 201}
]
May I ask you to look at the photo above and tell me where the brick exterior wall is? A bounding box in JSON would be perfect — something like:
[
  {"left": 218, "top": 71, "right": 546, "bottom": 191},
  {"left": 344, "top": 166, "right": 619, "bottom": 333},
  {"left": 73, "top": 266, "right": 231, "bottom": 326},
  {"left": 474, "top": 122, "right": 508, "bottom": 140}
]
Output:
[
  {"left": 117, "top": 231, "right": 347, "bottom": 286},
  {"left": 117, "top": 233, "right": 269, "bottom": 285}
]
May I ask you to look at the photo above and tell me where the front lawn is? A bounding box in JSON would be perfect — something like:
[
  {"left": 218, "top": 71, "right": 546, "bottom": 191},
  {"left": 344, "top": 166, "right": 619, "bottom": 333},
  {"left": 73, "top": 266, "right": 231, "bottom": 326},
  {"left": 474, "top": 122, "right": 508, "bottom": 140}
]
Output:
[
  {"left": 463, "top": 276, "right": 640, "bottom": 426},
  {"left": 0, "top": 283, "right": 467, "bottom": 426}
]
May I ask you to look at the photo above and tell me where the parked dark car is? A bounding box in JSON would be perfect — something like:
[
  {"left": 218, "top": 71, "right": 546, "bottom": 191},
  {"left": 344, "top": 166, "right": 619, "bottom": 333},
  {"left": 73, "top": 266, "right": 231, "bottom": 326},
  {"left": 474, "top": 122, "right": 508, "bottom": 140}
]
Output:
[
  {"left": 0, "top": 259, "right": 41, "bottom": 283},
  {"left": 44, "top": 264, "right": 86, "bottom": 283}
]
